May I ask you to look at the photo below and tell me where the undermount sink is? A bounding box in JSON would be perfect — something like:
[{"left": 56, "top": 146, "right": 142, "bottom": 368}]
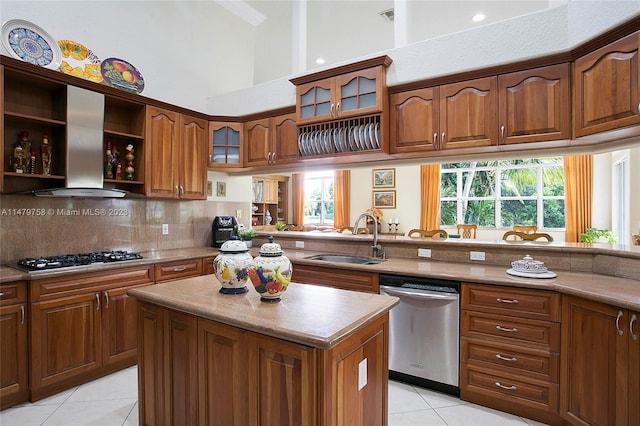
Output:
[{"left": 305, "top": 254, "right": 384, "bottom": 265}]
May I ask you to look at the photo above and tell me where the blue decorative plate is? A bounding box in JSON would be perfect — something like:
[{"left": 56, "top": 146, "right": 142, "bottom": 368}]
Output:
[{"left": 2, "top": 19, "right": 61, "bottom": 70}]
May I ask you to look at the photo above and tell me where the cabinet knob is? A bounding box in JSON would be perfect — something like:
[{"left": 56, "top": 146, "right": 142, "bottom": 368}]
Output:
[{"left": 616, "top": 310, "right": 624, "bottom": 336}]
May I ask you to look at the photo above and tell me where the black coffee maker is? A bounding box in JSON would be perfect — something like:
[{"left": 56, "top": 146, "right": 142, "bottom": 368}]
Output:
[{"left": 211, "top": 216, "right": 239, "bottom": 248}]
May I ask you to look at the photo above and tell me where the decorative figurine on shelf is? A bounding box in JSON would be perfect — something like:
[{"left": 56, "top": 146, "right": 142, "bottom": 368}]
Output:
[
  {"left": 124, "top": 143, "right": 135, "bottom": 180},
  {"left": 111, "top": 144, "right": 120, "bottom": 177},
  {"left": 116, "top": 162, "right": 122, "bottom": 180},
  {"left": 105, "top": 141, "right": 114, "bottom": 179},
  {"left": 11, "top": 131, "right": 30, "bottom": 173},
  {"left": 30, "top": 150, "right": 36, "bottom": 174},
  {"left": 264, "top": 209, "right": 272, "bottom": 225},
  {"left": 41, "top": 135, "right": 52, "bottom": 175}
]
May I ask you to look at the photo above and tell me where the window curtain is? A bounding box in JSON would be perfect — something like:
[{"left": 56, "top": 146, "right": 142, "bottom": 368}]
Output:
[
  {"left": 420, "top": 164, "right": 441, "bottom": 230},
  {"left": 564, "top": 155, "right": 593, "bottom": 242},
  {"left": 292, "top": 173, "right": 305, "bottom": 226},
  {"left": 334, "top": 170, "right": 351, "bottom": 229}
]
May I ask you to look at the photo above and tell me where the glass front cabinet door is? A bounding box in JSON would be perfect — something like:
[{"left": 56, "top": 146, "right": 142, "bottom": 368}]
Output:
[{"left": 208, "top": 122, "right": 243, "bottom": 168}]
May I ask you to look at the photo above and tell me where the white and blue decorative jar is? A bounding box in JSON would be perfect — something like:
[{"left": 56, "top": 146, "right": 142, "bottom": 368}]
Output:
[{"left": 213, "top": 239, "right": 252, "bottom": 294}]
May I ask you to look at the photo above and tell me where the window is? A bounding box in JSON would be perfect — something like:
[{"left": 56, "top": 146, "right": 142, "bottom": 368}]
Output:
[
  {"left": 304, "top": 171, "right": 334, "bottom": 224},
  {"left": 440, "top": 158, "right": 565, "bottom": 230}
]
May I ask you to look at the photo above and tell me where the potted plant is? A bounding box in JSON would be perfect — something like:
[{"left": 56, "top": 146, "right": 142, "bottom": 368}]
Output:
[
  {"left": 274, "top": 222, "right": 286, "bottom": 231},
  {"left": 365, "top": 207, "right": 384, "bottom": 233},
  {"left": 238, "top": 229, "right": 257, "bottom": 247},
  {"left": 580, "top": 227, "right": 617, "bottom": 244}
]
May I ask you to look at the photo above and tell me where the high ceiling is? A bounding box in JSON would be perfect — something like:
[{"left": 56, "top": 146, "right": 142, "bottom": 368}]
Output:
[{"left": 224, "top": 0, "right": 553, "bottom": 84}]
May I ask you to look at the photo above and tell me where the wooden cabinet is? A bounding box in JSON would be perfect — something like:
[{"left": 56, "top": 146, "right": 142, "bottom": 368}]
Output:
[
  {"left": 440, "top": 77, "right": 498, "bottom": 149},
  {"left": 390, "top": 63, "right": 570, "bottom": 154},
  {"left": 208, "top": 121, "right": 242, "bottom": 168},
  {"left": 498, "top": 63, "right": 571, "bottom": 145},
  {"left": 154, "top": 258, "right": 203, "bottom": 282},
  {"left": 292, "top": 264, "right": 379, "bottom": 293},
  {"left": 560, "top": 296, "right": 639, "bottom": 426},
  {"left": 136, "top": 300, "right": 389, "bottom": 426},
  {"left": 0, "top": 281, "right": 29, "bottom": 409},
  {"left": 244, "top": 113, "right": 298, "bottom": 167},
  {"left": 390, "top": 87, "right": 440, "bottom": 153},
  {"left": 574, "top": 31, "right": 640, "bottom": 138},
  {"left": 295, "top": 67, "right": 386, "bottom": 125},
  {"left": 29, "top": 266, "right": 153, "bottom": 400},
  {"left": 460, "top": 283, "right": 561, "bottom": 425},
  {"left": 252, "top": 175, "right": 289, "bottom": 226},
  {"left": 145, "top": 106, "right": 207, "bottom": 199}
]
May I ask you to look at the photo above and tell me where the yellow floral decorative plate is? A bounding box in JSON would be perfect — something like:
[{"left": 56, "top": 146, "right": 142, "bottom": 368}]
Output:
[{"left": 57, "top": 40, "right": 102, "bottom": 83}]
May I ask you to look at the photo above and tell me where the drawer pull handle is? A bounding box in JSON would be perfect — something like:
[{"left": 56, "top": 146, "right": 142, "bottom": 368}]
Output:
[
  {"left": 495, "top": 382, "right": 517, "bottom": 391},
  {"left": 0, "top": 291, "right": 4, "bottom": 297},
  {"left": 496, "top": 298, "right": 518, "bottom": 304},
  {"left": 631, "top": 314, "right": 638, "bottom": 341},
  {"left": 173, "top": 267, "right": 187, "bottom": 272},
  {"left": 20, "top": 305, "right": 25, "bottom": 325},
  {"left": 103, "top": 291, "right": 109, "bottom": 309},
  {"left": 95, "top": 293, "right": 101, "bottom": 310},
  {"left": 495, "top": 354, "right": 518, "bottom": 362},
  {"left": 616, "top": 310, "right": 624, "bottom": 336},
  {"left": 496, "top": 325, "right": 518, "bottom": 333}
]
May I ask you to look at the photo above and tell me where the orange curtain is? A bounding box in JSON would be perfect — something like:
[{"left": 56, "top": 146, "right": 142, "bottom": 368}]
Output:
[
  {"left": 420, "top": 164, "right": 441, "bottom": 230},
  {"left": 564, "top": 155, "right": 593, "bottom": 242},
  {"left": 292, "top": 173, "right": 305, "bottom": 226},
  {"left": 334, "top": 170, "right": 351, "bottom": 229}
]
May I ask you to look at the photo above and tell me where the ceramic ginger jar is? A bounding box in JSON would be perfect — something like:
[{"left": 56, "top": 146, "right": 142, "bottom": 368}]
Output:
[
  {"left": 248, "top": 237, "right": 292, "bottom": 302},
  {"left": 213, "top": 239, "right": 252, "bottom": 294}
]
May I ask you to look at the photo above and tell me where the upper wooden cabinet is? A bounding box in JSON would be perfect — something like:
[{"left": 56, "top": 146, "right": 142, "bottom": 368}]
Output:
[
  {"left": 295, "top": 67, "right": 386, "bottom": 125},
  {"left": 145, "top": 106, "right": 207, "bottom": 199},
  {"left": 440, "top": 76, "right": 499, "bottom": 149},
  {"left": 498, "top": 63, "right": 571, "bottom": 145},
  {"left": 574, "top": 31, "right": 640, "bottom": 138},
  {"left": 244, "top": 113, "right": 298, "bottom": 167},
  {"left": 391, "top": 64, "right": 571, "bottom": 153},
  {"left": 208, "top": 121, "right": 242, "bottom": 168}
]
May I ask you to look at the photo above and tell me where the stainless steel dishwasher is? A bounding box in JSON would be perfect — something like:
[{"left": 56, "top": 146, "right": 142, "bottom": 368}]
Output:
[{"left": 379, "top": 273, "right": 460, "bottom": 396}]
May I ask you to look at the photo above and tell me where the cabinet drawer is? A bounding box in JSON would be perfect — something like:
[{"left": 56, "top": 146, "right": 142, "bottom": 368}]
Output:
[
  {"left": 461, "top": 364, "right": 559, "bottom": 413},
  {"left": 462, "top": 311, "right": 560, "bottom": 351},
  {"left": 202, "top": 257, "right": 215, "bottom": 275},
  {"left": 461, "top": 337, "right": 559, "bottom": 382},
  {"left": 292, "top": 264, "right": 378, "bottom": 293},
  {"left": 462, "top": 283, "right": 560, "bottom": 321},
  {"left": 0, "top": 281, "right": 27, "bottom": 306},
  {"left": 154, "top": 259, "right": 203, "bottom": 282}
]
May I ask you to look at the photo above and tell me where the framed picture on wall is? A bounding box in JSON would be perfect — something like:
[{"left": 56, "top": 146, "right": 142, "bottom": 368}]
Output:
[
  {"left": 373, "top": 190, "right": 396, "bottom": 209},
  {"left": 372, "top": 168, "right": 395, "bottom": 188},
  {"left": 216, "top": 181, "right": 227, "bottom": 197}
]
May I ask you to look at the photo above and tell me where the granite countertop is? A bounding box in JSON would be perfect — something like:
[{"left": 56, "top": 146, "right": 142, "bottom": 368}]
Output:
[{"left": 128, "top": 275, "right": 399, "bottom": 349}]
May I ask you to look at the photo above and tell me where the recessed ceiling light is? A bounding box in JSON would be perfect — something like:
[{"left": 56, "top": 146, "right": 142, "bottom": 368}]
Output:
[
  {"left": 315, "top": 58, "right": 326, "bottom": 64},
  {"left": 472, "top": 13, "right": 486, "bottom": 22}
]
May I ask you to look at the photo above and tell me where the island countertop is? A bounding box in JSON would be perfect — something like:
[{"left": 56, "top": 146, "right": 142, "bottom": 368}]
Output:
[{"left": 127, "top": 275, "right": 399, "bottom": 349}]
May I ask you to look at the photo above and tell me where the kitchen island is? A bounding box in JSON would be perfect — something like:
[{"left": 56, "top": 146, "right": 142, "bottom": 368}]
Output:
[{"left": 127, "top": 275, "right": 399, "bottom": 426}]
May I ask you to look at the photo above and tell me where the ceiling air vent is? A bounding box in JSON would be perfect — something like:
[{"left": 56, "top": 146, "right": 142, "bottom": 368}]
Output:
[{"left": 379, "top": 8, "right": 394, "bottom": 22}]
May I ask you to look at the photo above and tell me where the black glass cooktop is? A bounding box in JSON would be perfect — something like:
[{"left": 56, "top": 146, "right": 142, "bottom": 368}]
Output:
[{"left": 17, "top": 251, "right": 143, "bottom": 271}]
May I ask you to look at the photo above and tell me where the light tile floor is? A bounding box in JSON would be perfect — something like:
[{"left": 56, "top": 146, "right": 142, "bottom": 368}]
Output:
[{"left": 0, "top": 366, "right": 548, "bottom": 426}]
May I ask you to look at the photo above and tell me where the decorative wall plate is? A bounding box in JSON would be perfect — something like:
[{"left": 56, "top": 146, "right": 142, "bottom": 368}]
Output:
[
  {"left": 101, "top": 57, "right": 145, "bottom": 93},
  {"left": 57, "top": 40, "right": 102, "bottom": 83},
  {"left": 2, "top": 19, "right": 61, "bottom": 69}
]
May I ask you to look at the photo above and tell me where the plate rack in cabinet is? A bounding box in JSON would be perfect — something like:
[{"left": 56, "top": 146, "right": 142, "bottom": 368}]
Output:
[
  {"left": 297, "top": 113, "right": 382, "bottom": 159},
  {"left": 103, "top": 96, "right": 146, "bottom": 195},
  {"left": 2, "top": 67, "right": 67, "bottom": 193}
]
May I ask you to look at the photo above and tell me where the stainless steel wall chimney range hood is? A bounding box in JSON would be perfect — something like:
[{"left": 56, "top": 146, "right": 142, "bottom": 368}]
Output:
[{"left": 33, "top": 86, "right": 132, "bottom": 198}]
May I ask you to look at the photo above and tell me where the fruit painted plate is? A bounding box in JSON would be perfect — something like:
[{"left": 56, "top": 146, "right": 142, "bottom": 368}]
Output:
[
  {"left": 57, "top": 40, "right": 102, "bottom": 83},
  {"left": 1, "top": 19, "right": 61, "bottom": 69},
  {"left": 100, "top": 57, "right": 144, "bottom": 93}
]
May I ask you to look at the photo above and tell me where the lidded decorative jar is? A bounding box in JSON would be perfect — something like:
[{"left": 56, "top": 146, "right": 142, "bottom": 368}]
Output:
[
  {"left": 213, "top": 239, "right": 252, "bottom": 294},
  {"left": 248, "top": 237, "right": 292, "bottom": 302}
]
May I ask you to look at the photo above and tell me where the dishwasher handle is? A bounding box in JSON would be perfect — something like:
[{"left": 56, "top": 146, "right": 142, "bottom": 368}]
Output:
[{"left": 380, "top": 285, "right": 459, "bottom": 301}]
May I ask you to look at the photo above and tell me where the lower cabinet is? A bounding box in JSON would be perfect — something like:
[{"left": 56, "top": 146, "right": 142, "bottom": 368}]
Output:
[
  {"left": 460, "top": 283, "right": 561, "bottom": 425},
  {"left": 560, "top": 296, "right": 639, "bottom": 426},
  {"left": 137, "top": 301, "right": 389, "bottom": 426},
  {"left": 29, "top": 266, "right": 153, "bottom": 400},
  {"left": 0, "top": 281, "right": 28, "bottom": 409},
  {"left": 292, "top": 264, "right": 379, "bottom": 293}
]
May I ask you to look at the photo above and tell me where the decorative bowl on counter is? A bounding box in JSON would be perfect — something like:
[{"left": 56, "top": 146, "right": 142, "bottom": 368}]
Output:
[
  {"left": 248, "top": 237, "right": 292, "bottom": 302},
  {"left": 213, "top": 239, "right": 252, "bottom": 294},
  {"left": 511, "top": 254, "right": 547, "bottom": 273}
]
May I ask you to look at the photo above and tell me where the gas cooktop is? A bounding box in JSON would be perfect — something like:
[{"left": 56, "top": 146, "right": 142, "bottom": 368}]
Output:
[{"left": 17, "top": 250, "right": 143, "bottom": 271}]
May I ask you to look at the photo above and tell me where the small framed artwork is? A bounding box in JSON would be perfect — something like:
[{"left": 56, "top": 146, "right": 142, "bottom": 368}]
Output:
[
  {"left": 373, "top": 190, "right": 396, "bottom": 209},
  {"left": 373, "top": 168, "right": 395, "bottom": 188},
  {"left": 216, "top": 181, "right": 227, "bottom": 197}
]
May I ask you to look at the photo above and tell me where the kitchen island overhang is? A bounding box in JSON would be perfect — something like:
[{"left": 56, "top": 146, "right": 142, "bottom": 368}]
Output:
[{"left": 128, "top": 275, "right": 399, "bottom": 425}]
